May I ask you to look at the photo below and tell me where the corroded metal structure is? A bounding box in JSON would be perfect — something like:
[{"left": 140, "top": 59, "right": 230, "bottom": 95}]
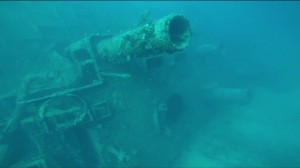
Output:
[
  {"left": 0, "top": 10, "right": 254, "bottom": 167},
  {"left": 0, "top": 14, "right": 192, "bottom": 167},
  {"left": 96, "top": 14, "right": 191, "bottom": 63}
]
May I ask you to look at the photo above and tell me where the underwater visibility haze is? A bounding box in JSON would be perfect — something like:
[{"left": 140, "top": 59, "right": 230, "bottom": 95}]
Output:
[{"left": 0, "top": 1, "right": 300, "bottom": 167}]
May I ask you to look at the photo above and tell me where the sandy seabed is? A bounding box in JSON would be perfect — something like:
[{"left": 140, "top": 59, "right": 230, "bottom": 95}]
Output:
[{"left": 175, "top": 87, "right": 300, "bottom": 167}]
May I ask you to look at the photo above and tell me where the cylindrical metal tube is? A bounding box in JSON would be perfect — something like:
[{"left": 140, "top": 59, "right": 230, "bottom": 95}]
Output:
[
  {"left": 203, "top": 87, "right": 252, "bottom": 104},
  {"left": 97, "top": 14, "right": 191, "bottom": 63}
]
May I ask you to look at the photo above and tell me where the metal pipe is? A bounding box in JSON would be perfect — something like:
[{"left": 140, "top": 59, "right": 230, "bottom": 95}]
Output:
[
  {"left": 96, "top": 14, "right": 192, "bottom": 63},
  {"left": 202, "top": 86, "right": 252, "bottom": 104}
]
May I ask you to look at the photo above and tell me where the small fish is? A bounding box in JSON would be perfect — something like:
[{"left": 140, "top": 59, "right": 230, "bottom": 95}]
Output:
[
  {"left": 196, "top": 43, "right": 225, "bottom": 56},
  {"left": 194, "top": 43, "right": 225, "bottom": 65}
]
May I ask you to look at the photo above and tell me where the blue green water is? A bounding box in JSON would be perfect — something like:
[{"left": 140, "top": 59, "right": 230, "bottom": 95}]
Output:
[{"left": 0, "top": 1, "right": 300, "bottom": 167}]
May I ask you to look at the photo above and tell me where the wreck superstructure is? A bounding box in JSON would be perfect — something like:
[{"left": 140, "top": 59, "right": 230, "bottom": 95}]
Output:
[
  {"left": 0, "top": 5, "right": 254, "bottom": 166},
  {"left": 0, "top": 13, "right": 193, "bottom": 167}
]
